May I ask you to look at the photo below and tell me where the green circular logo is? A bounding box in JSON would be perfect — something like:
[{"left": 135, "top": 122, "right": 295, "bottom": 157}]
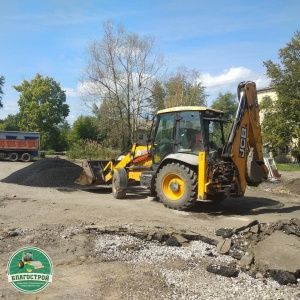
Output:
[{"left": 7, "top": 247, "right": 53, "bottom": 293}]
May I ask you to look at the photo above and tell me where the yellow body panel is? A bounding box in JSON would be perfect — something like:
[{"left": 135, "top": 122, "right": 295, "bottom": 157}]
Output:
[
  {"left": 197, "top": 152, "right": 207, "bottom": 199},
  {"left": 104, "top": 144, "right": 152, "bottom": 183}
]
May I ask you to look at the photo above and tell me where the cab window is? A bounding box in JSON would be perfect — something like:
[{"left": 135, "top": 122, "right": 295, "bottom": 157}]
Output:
[{"left": 178, "top": 111, "right": 203, "bottom": 153}]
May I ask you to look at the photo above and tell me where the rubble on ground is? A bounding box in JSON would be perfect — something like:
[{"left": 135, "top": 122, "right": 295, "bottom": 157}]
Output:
[
  {"left": 206, "top": 264, "right": 239, "bottom": 278},
  {"left": 215, "top": 218, "right": 300, "bottom": 285},
  {"left": 85, "top": 221, "right": 300, "bottom": 285}
]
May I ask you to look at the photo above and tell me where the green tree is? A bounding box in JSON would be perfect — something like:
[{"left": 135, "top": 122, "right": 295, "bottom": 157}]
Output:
[
  {"left": 0, "top": 75, "right": 5, "bottom": 108},
  {"left": 148, "top": 68, "right": 207, "bottom": 112},
  {"left": 164, "top": 68, "right": 206, "bottom": 108},
  {"left": 93, "top": 98, "right": 131, "bottom": 148},
  {"left": 0, "top": 113, "right": 22, "bottom": 131},
  {"left": 13, "top": 73, "right": 69, "bottom": 150},
  {"left": 211, "top": 92, "right": 238, "bottom": 119},
  {"left": 263, "top": 31, "right": 300, "bottom": 157},
  {"left": 260, "top": 95, "right": 292, "bottom": 155},
  {"left": 211, "top": 92, "right": 238, "bottom": 140},
  {"left": 57, "top": 120, "right": 71, "bottom": 151},
  {"left": 71, "top": 115, "right": 99, "bottom": 142},
  {"left": 148, "top": 80, "right": 166, "bottom": 113}
]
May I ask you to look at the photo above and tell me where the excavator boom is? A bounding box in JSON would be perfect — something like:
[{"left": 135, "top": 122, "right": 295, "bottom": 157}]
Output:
[{"left": 222, "top": 81, "right": 268, "bottom": 193}]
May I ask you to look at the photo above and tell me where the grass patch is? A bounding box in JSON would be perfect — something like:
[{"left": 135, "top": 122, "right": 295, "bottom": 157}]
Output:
[{"left": 276, "top": 163, "right": 300, "bottom": 172}]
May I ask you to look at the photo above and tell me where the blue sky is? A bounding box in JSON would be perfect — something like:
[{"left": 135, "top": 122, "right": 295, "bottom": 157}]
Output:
[{"left": 0, "top": 0, "right": 299, "bottom": 124}]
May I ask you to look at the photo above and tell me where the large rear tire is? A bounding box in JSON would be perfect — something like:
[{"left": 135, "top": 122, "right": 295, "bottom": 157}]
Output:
[
  {"left": 112, "top": 168, "right": 128, "bottom": 199},
  {"left": 21, "top": 153, "right": 31, "bottom": 162},
  {"left": 156, "top": 162, "right": 197, "bottom": 210},
  {"left": 9, "top": 152, "right": 19, "bottom": 162}
]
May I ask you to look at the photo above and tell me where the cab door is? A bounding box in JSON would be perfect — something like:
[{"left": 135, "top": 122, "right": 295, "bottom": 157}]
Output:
[{"left": 152, "top": 113, "right": 175, "bottom": 164}]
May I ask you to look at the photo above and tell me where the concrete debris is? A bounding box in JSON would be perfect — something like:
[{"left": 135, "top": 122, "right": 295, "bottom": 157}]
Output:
[
  {"left": 165, "top": 236, "right": 181, "bottom": 247},
  {"left": 217, "top": 238, "right": 231, "bottom": 254},
  {"left": 85, "top": 220, "right": 300, "bottom": 285},
  {"left": 215, "top": 218, "right": 300, "bottom": 285},
  {"left": 84, "top": 225, "right": 218, "bottom": 246},
  {"left": 168, "top": 234, "right": 189, "bottom": 246},
  {"left": 240, "top": 252, "right": 254, "bottom": 267},
  {"left": 267, "top": 269, "right": 297, "bottom": 285},
  {"left": 215, "top": 228, "right": 233, "bottom": 238},
  {"left": 232, "top": 220, "right": 259, "bottom": 235},
  {"left": 206, "top": 264, "right": 239, "bottom": 278}
]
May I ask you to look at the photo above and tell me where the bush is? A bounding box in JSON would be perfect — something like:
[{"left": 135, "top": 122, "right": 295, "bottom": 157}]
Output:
[
  {"left": 67, "top": 140, "right": 119, "bottom": 159},
  {"left": 45, "top": 149, "right": 56, "bottom": 155},
  {"left": 274, "top": 153, "right": 292, "bottom": 164}
]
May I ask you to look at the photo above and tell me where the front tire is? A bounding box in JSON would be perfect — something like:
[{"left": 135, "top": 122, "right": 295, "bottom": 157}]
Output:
[
  {"left": 112, "top": 168, "right": 128, "bottom": 199},
  {"left": 156, "top": 162, "right": 197, "bottom": 210},
  {"left": 18, "top": 260, "right": 24, "bottom": 269}
]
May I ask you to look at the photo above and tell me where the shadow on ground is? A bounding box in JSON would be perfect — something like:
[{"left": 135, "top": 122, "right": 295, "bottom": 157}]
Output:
[
  {"left": 81, "top": 185, "right": 150, "bottom": 200},
  {"left": 78, "top": 185, "right": 300, "bottom": 215},
  {"left": 191, "top": 196, "right": 300, "bottom": 216}
]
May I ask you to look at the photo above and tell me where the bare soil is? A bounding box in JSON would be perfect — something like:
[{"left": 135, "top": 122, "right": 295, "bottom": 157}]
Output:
[{"left": 0, "top": 160, "right": 299, "bottom": 299}]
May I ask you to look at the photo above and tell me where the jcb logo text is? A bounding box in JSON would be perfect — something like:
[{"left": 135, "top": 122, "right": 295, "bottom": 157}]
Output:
[{"left": 239, "top": 127, "right": 247, "bottom": 158}]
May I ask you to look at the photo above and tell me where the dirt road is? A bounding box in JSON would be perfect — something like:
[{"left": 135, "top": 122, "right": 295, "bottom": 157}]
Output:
[{"left": 0, "top": 160, "right": 299, "bottom": 299}]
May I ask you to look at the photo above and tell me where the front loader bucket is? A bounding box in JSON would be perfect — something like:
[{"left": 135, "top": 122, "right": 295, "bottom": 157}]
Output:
[
  {"left": 75, "top": 159, "right": 110, "bottom": 186},
  {"left": 76, "top": 169, "right": 94, "bottom": 185}
]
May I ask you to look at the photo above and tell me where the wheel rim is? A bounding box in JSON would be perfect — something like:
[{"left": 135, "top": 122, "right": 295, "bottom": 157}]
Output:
[{"left": 162, "top": 172, "right": 185, "bottom": 201}]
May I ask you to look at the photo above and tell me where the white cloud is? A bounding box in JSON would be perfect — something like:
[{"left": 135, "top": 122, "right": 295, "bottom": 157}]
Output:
[
  {"left": 255, "top": 76, "right": 272, "bottom": 89},
  {"left": 199, "top": 67, "right": 271, "bottom": 102},
  {"left": 202, "top": 67, "right": 253, "bottom": 92},
  {"left": 63, "top": 87, "right": 78, "bottom": 98},
  {"left": 77, "top": 81, "right": 99, "bottom": 95}
]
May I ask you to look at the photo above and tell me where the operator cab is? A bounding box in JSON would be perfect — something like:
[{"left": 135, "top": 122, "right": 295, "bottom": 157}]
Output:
[{"left": 149, "top": 106, "right": 226, "bottom": 165}]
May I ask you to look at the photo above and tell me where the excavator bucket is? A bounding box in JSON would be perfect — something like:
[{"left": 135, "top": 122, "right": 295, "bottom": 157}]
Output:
[
  {"left": 75, "top": 160, "right": 110, "bottom": 186},
  {"left": 246, "top": 148, "right": 268, "bottom": 186}
]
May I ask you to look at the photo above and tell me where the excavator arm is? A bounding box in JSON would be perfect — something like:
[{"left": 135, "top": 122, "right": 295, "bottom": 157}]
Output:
[{"left": 222, "top": 81, "right": 268, "bottom": 195}]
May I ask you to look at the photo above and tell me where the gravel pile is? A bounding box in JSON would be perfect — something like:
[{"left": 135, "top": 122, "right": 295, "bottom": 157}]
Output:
[
  {"left": 95, "top": 234, "right": 232, "bottom": 265},
  {"left": 94, "top": 234, "right": 299, "bottom": 300},
  {"left": 1, "top": 158, "right": 83, "bottom": 188}
]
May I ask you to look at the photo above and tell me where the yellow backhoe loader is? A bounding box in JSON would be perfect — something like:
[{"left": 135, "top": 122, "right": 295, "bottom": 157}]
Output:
[
  {"left": 18, "top": 252, "right": 44, "bottom": 272},
  {"left": 76, "top": 81, "right": 268, "bottom": 210}
]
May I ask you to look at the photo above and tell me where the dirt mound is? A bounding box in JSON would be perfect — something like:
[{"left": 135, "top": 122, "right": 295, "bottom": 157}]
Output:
[
  {"left": 283, "top": 178, "right": 300, "bottom": 195},
  {"left": 1, "top": 158, "right": 83, "bottom": 188}
]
